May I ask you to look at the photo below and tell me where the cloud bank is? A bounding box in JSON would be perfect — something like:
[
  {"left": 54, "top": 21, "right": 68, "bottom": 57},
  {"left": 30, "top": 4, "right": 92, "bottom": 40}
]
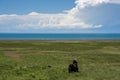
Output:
[
  {"left": 0, "top": 0, "right": 120, "bottom": 31},
  {"left": 0, "top": 12, "right": 102, "bottom": 30},
  {"left": 73, "top": 0, "right": 120, "bottom": 9}
]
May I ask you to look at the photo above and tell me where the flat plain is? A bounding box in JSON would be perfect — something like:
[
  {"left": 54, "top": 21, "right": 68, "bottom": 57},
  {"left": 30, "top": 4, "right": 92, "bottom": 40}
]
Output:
[{"left": 0, "top": 40, "right": 120, "bottom": 80}]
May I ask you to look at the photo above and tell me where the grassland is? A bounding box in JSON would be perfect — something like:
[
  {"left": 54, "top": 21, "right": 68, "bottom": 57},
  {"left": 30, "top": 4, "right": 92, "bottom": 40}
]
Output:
[{"left": 0, "top": 40, "right": 120, "bottom": 80}]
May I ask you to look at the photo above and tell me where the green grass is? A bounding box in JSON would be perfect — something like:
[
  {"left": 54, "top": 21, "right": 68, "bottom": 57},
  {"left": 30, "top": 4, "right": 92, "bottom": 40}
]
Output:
[{"left": 0, "top": 40, "right": 120, "bottom": 80}]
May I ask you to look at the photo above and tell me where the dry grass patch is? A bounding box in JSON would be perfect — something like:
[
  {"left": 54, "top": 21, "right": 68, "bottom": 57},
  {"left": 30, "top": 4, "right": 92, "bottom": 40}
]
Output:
[{"left": 4, "top": 52, "right": 21, "bottom": 61}]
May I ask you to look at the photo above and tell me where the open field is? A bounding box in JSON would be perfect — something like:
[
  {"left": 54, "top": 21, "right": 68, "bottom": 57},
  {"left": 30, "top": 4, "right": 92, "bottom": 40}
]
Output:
[{"left": 0, "top": 40, "right": 120, "bottom": 80}]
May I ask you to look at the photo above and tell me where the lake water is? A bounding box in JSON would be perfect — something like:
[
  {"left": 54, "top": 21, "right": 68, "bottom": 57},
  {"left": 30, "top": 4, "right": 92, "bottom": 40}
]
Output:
[{"left": 0, "top": 33, "right": 120, "bottom": 40}]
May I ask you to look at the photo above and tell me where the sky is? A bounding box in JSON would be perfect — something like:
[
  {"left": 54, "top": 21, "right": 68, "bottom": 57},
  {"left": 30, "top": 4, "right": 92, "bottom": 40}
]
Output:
[{"left": 0, "top": 0, "right": 120, "bottom": 33}]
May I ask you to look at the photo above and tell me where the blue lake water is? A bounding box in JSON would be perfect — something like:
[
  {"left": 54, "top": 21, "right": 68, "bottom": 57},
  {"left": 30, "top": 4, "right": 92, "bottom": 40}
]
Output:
[{"left": 0, "top": 33, "right": 120, "bottom": 40}]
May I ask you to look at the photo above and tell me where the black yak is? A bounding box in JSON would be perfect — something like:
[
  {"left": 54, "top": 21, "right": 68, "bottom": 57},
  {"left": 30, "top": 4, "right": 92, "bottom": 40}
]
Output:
[{"left": 68, "top": 59, "right": 79, "bottom": 73}]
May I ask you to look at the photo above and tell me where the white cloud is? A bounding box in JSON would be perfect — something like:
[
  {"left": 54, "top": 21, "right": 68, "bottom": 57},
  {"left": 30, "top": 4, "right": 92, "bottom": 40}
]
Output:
[
  {"left": 1, "top": 0, "right": 120, "bottom": 31},
  {"left": 71, "top": 0, "right": 120, "bottom": 9},
  {"left": 0, "top": 12, "right": 102, "bottom": 30},
  {"left": 75, "top": 0, "right": 109, "bottom": 9},
  {"left": 68, "top": 0, "right": 120, "bottom": 17},
  {"left": 28, "top": 12, "right": 40, "bottom": 15}
]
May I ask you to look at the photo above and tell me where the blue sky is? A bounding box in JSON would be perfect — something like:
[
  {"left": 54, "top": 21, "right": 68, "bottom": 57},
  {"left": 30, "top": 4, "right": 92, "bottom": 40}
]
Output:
[
  {"left": 0, "top": 0, "right": 120, "bottom": 33},
  {"left": 0, "top": 0, "right": 75, "bottom": 14}
]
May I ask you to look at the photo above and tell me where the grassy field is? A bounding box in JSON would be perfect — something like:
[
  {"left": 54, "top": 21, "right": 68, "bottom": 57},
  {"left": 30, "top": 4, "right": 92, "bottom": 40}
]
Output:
[{"left": 0, "top": 40, "right": 120, "bottom": 80}]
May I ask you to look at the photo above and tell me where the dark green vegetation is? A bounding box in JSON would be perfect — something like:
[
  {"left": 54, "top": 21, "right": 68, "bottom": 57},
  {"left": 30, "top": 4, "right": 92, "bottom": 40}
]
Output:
[{"left": 0, "top": 40, "right": 120, "bottom": 80}]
